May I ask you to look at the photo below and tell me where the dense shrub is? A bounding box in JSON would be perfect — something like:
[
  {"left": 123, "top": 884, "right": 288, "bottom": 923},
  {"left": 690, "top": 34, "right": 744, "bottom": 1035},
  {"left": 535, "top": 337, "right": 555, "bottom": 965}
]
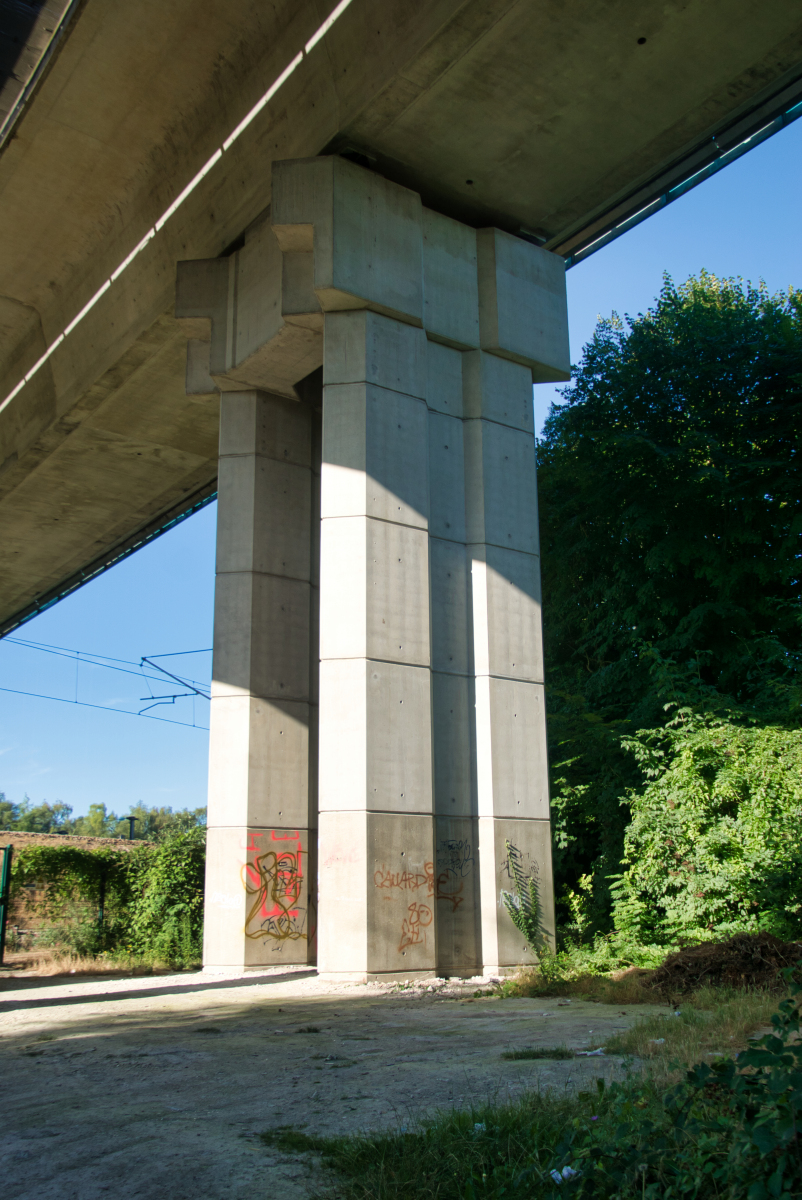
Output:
[
  {"left": 10, "top": 829, "right": 205, "bottom": 966},
  {"left": 612, "top": 715, "right": 802, "bottom": 945},
  {"left": 537, "top": 272, "right": 802, "bottom": 936}
]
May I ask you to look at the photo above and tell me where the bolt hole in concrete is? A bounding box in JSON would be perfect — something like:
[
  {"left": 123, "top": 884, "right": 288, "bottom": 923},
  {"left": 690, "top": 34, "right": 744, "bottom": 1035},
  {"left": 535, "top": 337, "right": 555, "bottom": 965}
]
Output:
[{"left": 0, "top": 968, "right": 668, "bottom": 1198}]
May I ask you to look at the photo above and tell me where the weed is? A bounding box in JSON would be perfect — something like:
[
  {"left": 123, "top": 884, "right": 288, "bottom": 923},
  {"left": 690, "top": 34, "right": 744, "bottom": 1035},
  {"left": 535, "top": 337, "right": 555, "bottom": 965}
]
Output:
[
  {"left": 605, "top": 984, "right": 778, "bottom": 1070},
  {"left": 297, "top": 1025, "right": 321, "bottom": 1033},
  {"left": 260, "top": 1127, "right": 320, "bottom": 1155},
  {"left": 501, "top": 966, "right": 660, "bottom": 1006},
  {"left": 501, "top": 1046, "right": 574, "bottom": 1061}
]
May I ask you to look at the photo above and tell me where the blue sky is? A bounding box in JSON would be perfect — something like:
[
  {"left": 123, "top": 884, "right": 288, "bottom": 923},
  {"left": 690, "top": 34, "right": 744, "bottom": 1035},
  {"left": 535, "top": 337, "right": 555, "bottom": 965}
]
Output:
[{"left": 2, "top": 119, "right": 801, "bottom": 819}]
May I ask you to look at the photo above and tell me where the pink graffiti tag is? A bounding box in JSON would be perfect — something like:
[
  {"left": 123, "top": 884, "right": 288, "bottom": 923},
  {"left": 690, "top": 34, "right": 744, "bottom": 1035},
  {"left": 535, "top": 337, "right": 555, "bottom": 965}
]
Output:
[{"left": 242, "top": 833, "right": 313, "bottom": 942}]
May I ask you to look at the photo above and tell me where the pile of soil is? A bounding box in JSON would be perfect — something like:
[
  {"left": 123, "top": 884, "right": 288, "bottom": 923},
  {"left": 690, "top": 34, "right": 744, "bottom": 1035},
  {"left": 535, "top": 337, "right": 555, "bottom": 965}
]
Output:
[{"left": 649, "top": 932, "right": 802, "bottom": 995}]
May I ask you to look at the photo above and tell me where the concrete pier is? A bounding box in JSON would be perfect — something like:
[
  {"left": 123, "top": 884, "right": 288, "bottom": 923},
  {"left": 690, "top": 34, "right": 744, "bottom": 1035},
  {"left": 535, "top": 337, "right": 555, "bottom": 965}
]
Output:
[{"left": 176, "top": 155, "right": 569, "bottom": 979}]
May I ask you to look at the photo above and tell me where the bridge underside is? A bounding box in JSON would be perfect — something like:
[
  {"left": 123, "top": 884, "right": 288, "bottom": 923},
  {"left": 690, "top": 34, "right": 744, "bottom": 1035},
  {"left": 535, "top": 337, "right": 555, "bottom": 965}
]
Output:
[{"left": 1, "top": 0, "right": 801, "bottom": 632}]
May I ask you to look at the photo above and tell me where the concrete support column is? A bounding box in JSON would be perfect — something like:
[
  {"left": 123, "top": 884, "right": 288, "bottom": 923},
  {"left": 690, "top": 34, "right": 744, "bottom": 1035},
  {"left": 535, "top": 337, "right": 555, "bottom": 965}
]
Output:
[
  {"left": 317, "top": 311, "right": 436, "bottom": 981},
  {"left": 462, "top": 352, "right": 554, "bottom": 973},
  {"left": 426, "top": 339, "right": 482, "bottom": 976},
  {"left": 203, "top": 389, "right": 319, "bottom": 970},
  {"left": 178, "top": 156, "right": 569, "bottom": 980}
]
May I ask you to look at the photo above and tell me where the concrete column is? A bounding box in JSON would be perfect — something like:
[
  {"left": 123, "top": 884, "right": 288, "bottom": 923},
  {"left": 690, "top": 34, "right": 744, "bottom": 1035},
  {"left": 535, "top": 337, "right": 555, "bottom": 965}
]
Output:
[
  {"left": 317, "top": 310, "right": 436, "bottom": 981},
  {"left": 177, "top": 156, "right": 569, "bottom": 980},
  {"left": 427, "top": 339, "right": 481, "bottom": 978},
  {"left": 203, "top": 388, "right": 319, "bottom": 971},
  {"left": 468, "top": 227, "right": 569, "bottom": 973}
]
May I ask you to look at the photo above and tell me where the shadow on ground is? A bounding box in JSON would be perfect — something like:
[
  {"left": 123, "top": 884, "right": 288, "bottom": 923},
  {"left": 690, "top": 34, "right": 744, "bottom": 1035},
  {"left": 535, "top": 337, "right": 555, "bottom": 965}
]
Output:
[{"left": 0, "top": 969, "right": 668, "bottom": 1200}]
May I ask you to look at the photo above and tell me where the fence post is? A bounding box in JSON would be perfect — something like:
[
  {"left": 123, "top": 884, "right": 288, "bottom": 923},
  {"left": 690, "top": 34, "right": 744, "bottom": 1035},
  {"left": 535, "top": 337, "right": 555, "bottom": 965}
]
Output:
[
  {"left": 97, "top": 864, "right": 107, "bottom": 933},
  {"left": 0, "top": 844, "right": 13, "bottom": 966}
]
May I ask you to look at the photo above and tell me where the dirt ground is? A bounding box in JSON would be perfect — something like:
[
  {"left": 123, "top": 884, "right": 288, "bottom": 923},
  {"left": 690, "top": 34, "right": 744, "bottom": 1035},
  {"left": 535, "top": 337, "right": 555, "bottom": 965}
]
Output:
[{"left": 0, "top": 966, "right": 670, "bottom": 1199}]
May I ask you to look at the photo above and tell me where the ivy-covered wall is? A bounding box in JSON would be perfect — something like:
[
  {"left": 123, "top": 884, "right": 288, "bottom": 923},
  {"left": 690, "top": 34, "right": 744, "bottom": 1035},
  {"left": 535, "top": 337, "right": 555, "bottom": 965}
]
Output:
[{"left": 7, "top": 830, "right": 205, "bottom": 966}]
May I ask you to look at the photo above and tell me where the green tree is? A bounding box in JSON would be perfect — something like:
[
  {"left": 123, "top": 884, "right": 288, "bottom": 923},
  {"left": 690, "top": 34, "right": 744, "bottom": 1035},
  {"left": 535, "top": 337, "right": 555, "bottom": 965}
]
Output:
[
  {"left": 0, "top": 793, "right": 74, "bottom": 832},
  {"left": 118, "top": 802, "right": 206, "bottom": 841},
  {"left": 72, "top": 802, "right": 120, "bottom": 837},
  {"left": 538, "top": 272, "right": 802, "bottom": 935}
]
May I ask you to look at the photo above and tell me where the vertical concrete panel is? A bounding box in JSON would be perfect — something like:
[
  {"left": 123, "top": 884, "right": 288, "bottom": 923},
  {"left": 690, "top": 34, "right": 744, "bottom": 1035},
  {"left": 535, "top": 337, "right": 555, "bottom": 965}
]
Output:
[
  {"left": 476, "top": 229, "right": 570, "bottom": 382},
  {"left": 422, "top": 208, "right": 480, "bottom": 348},
  {"left": 317, "top": 810, "right": 368, "bottom": 978},
  {"left": 429, "top": 538, "right": 470, "bottom": 675},
  {"left": 428, "top": 410, "right": 467, "bottom": 542},
  {"left": 431, "top": 672, "right": 475, "bottom": 818},
  {"left": 204, "top": 825, "right": 317, "bottom": 970},
  {"left": 478, "top": 817, "right": 555, "bottom": 972},
  {"left": 368, "top": 813, "right": 437, "bottom": 978},
  {"left": 435, "top": 816, "right": 481, "bottom": 974},
  {"left": 318, "top": 307, "right": 435, "bottom": 981},
  {"left": 204, "top": 390, "right": 317, "bottom": 971},
  {"left": 464, "top": 420, "right": 539, "bottom": 554},
  {"left": 426, "top": 340, "right": 464, "bottom": 418},
  {"left": 322, "top": 383, "right": 429, "bottom": 526}
]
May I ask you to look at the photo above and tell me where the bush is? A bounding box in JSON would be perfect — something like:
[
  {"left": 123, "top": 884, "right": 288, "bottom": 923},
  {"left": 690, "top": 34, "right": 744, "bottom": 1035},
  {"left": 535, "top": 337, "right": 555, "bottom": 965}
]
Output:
[
  {"left": 10, "top": 829, "right": 206, "bottom": 967},
  {"left": 124, "top": 828, "right": 205, "bottom": 965},
  {"left": 612, "top": 713, "right": 802, "bottom": 946}
]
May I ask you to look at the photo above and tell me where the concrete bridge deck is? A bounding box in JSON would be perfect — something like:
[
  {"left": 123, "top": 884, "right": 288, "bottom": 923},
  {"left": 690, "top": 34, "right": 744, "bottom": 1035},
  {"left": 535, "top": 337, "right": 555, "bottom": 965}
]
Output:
[{"left": 1, "top": 0, "right": 801, "bottom": 631}]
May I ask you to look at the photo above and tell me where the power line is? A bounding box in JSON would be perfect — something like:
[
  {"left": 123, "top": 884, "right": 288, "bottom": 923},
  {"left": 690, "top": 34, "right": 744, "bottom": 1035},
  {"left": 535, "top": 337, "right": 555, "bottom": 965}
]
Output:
[
  {"left": 0, "top": 638, "right": 212, "bottom": 722},
  {"left": 4, "top": 637, "right": 211, "bottom": 690},
  {"left": 0, "top": 685, "right": 208, "bottom": 730}
]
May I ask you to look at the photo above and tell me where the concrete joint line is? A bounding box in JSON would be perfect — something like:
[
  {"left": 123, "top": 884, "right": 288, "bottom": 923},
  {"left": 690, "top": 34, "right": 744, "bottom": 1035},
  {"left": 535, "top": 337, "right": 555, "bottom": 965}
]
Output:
[
  {"left": 319, "top": 655, "right": 431, "bottom": 670},
  {"left": 473, "top": 671, "right": 546, "bottom": 685},
  {"left": 214, "top": 568, "right": 313, "bottom": 586},
  {"left": 325, "top": 385, "right": 428, "bottom": 407},
  {"left": 319, "top": 513, "right": 428, "bottom": 533}
]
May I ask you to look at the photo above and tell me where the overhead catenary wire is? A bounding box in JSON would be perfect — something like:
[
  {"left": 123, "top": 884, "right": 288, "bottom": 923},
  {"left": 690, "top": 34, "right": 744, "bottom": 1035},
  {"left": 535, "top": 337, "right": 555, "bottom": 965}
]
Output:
[
  {"left": 0, "top": 685, "right": 209, "bottom": 730},
  {"left": 0, "top": 639, "right": 212, "bottom": 727}
]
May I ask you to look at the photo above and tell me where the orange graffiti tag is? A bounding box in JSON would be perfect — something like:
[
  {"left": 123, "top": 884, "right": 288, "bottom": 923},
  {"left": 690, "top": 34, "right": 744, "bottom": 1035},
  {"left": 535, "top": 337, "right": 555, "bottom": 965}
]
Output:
[{"left": 398, "top": 902, "right": 433, "bottom": 952}]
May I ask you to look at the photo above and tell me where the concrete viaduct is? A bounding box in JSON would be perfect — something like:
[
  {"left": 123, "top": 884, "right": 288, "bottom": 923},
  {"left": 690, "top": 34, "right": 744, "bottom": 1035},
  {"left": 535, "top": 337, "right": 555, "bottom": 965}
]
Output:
[{"left": 1, "top": 1, "right": 801, "bottom": 979}]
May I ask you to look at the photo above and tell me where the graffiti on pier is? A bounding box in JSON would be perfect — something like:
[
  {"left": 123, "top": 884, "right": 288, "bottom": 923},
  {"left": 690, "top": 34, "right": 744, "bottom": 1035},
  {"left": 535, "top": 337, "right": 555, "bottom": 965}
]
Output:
[
  {"left": 398, "top": 901, "right": 433, "bottom": 952},
  {"left": 242, "top": 831, "right": 315, "bottom": 944},
  {"left": 435, "top": 838, "right": 474, "bottom": 913},
  {"left": 374, "top": 862, "right": 434, "bottom": 894}
]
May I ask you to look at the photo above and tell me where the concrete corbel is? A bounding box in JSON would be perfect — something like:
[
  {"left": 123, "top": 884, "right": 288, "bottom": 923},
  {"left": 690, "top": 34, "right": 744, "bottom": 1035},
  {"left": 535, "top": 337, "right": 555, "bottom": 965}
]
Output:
[
  {"left": 476, "top": 228, "right": 570, "bottom": 383},
  {"left": 175, "top": 257, "right": 230, "bottom": 395},
  {"left": 272, "top": 156, "right": 424, "bottom": 326},
  {"left": 175, "top": 220, "right": 324, "bottom": 401}
]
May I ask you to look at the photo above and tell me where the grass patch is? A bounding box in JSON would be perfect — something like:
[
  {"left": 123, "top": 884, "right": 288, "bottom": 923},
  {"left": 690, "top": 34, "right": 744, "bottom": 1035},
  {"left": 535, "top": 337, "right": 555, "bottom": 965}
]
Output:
[
  {"left": 259, "top": 978, "right": 802, "bottom": 1198},
  {"left": 4, "top": 950, "right": 199, "bottom": 976},
  {"left": 501, "top": 966, "right": 660, "bottom": 1006},
  {"left": 604, "top": 984, "right": 778, "bottom": 1069},
  {"left": 501, "top": 1046, "right": 575, "bottom": 1061},
  {"left": 261, "top": 1126, "right": 319, "bottom": 1155},
  {"left": 297, "top": 1025, "right": 321, "bottom": 1033}
]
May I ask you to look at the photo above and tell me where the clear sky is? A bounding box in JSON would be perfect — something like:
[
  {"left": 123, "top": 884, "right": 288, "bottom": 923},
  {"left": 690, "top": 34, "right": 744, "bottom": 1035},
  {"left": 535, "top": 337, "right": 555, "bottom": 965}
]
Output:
[{"left": 2, "top": 119, "right": 801, "bottom": 819}]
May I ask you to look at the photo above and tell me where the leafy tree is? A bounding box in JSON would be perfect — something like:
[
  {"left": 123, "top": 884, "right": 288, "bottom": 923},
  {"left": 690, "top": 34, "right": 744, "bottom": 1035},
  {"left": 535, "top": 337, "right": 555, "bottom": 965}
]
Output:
[
  {"left": 118, "top": 802, "right": 206, "bottom": 841},
  {"left": 1, "top": 793, "right": 206, "bottom": 841},
  {"left": 538, "top": 273, "right": 802, "bottom": 935},
  {"left": 72, "top": 802, "right": 120, "bottom": 838},
  {"left": 0, "top": 793, "right": 74, "bottom": 833}
]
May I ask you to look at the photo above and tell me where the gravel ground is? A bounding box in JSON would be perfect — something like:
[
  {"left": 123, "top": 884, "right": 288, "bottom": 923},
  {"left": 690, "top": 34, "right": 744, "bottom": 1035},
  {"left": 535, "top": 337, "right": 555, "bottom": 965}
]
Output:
[{"left": 0, "top": 966, "right": 668, "bottom": 1199}]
